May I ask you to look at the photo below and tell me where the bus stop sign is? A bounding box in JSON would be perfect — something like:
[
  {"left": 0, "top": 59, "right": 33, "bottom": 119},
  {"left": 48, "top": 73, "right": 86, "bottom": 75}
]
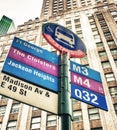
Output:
[{"left": 42, "top": 23, "right": 86, "bottom": 58}]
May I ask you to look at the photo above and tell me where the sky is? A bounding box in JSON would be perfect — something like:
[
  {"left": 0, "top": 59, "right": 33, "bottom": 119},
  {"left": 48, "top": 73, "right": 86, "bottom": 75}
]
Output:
[{"left": 0, "top": 0, "right": 43, "bottom": 27}]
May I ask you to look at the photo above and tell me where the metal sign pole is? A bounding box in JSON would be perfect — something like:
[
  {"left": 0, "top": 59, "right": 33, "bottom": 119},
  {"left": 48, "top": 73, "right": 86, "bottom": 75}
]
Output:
[{"left": 58, "top": 53, "right": 72, "bottom": 130}]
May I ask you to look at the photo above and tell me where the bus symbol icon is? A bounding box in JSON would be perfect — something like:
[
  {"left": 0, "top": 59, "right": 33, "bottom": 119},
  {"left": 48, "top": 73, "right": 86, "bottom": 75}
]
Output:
[{"left": 55, "top": 26, "right": 74, "bottom": 48}]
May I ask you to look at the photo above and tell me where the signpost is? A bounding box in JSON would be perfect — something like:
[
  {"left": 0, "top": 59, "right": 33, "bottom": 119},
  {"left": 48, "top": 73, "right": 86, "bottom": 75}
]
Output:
[
  {"left": 70, "top": 61, "right": 108, "bottom": 111},
  {"left": 0, "top": 23, "right": 108, "bottom": 130},
  {"left": 1, "top": 37, "right": 59, "bottom": 114},
  {"left": 42, "top": 23, "right": 87, "bottom": 130},
  {"left": 42, "top": 22, "right": 108, "bottom": 130}
]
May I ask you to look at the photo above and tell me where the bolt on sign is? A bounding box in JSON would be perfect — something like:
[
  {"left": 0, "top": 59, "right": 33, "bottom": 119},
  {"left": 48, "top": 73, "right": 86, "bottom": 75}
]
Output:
[
  {"left": 1, "top": 37, "right": 59, "bottom": 114},
  {"left": 70, "top": 61, "right": 108, "bottom": 111},
  {"left": 42, "top": 23, "right": 86, "bottom": 58}
]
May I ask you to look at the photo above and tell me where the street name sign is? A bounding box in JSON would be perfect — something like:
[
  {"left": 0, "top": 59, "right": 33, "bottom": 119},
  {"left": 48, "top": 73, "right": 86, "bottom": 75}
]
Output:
[
  {"left": 0, "top": 73, "right": 58, "bottom": 114},
  {"left": 70, "top": 61, "right": 108, "bottom": 111}
]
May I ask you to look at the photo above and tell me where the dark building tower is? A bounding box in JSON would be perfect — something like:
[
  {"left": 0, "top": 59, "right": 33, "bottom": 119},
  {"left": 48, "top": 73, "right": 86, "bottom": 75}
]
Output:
[
  {"left": 0, "top": 0, "right": 117, "bottom": 130},
  {"left": 0, "top": 15, "right": 16, "bottom": 35}
]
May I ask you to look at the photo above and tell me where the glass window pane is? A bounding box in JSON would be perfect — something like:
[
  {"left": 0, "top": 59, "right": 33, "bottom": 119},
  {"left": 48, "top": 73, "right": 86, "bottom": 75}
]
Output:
[
  {"left": 88, "top": 108, "right": 100, "bottom": 120},
  {"left": 109, "top": 86, "right": 117, "bottom": 97},
  {"left": 47, "top": 115, "right": 57, "bottom": 126},
  {"left": 6, "top": 121, "right": 17, "bottom": 130},
  {"left": 110, "top": 49, "right": 117, "bottom": 55},
  {"left": 73, "top": 110, "right": 83, "bottom": 122},
  {"left": 115, "top": 60, "right": 117, "bottom": 66},
  {"left": 0, "top": 123, "right": 2, "bottom": 129},
  {"left": 99, "top": 51, "right": 107, "bottom": 57},
  {"left": 0, "top": 106, "right": 6, "bottom": 116},
  {"left": 102, "top": 61, "right": 111, "bottom": 68},
  {"left": 91, "top": 127, "right": 102, "bottom": 130},
  {"left": 105, "top": 73, "right": 115, "bottom": 82},
  {"left": 114, "top": 104, "right": 117, "bottom": 114},
  {"left": 31, "top": 117, "right": 41, "bottom": 129},
  {"left": 10, "top": 104, "right": 20, "bottom": 113}
]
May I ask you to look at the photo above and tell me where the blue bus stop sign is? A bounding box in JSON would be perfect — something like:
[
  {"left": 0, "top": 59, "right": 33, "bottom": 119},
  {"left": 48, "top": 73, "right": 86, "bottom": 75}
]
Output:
[{"left": 42, "top": 23, "right": 86, "bottom": 58}]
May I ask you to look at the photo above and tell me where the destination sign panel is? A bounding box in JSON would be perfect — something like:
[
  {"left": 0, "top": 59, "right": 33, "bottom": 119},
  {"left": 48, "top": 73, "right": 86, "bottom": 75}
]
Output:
[
  {"left": 70, "top": 61, "right": 108, "bottom": 111},
  {"left": 71, "top": 84, "right": 108, "bottom": 111},
  {"left": 2, "top": 57, "right": 58, "bottom": 92},
  {"left": 12, "top": 37, "right": 58, "bottom": 65},
  {"left": 70, "top": 61, "right": 102, "bottom": 82},
  {"left": 71, "top": 72, "right": 104, "bottom": 95},
  {"left": 8, "top": 47, "right": 58, "bottom": 77},
  {"left": 0, "top": 73, "right": 58, "bottom": 114}
]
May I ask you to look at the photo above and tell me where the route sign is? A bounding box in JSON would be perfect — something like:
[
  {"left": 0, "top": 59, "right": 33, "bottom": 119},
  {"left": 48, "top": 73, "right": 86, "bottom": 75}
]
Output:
[
  {"left": 2, "top": 37, "right": 58, "bottom": 93},
  {"left": 71, "top": 72, "right": 104, "bottom": 95},
  {"left": 1, "top": 37, "right": 59, "bottom": 114},
  {"left": 2, "top": 57, "right": 58, "bottom": 92},
  {"left": 70, "top": 61, "right": 108, "bottom": 111},
  {"left": 11, "top": 37, "right": 58, "bottom": 65},
  {"left": 0, "top": 73, "right": 58, "bottom": 114},
  {"left": 70, "top": 61, "right": 101, "bottom": 82},
  {"left": 42, "top": 23, "right": 86, "bottom": 58},
  {"left": 71, "top": 84, "right": 108, "bottom": 111}
]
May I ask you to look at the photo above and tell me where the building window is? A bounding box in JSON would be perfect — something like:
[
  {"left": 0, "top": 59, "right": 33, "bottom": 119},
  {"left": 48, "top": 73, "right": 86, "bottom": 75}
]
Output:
[
  {"left": 101, "top": 61, "right": 111, "bottom": 68},
  {"left": 0, "top": 123, "right": 1, "bottom": 129},
  {"left": 66, "top": 20, "right": 71, "bottom": 25},
  {"left": 47, "top": 115, "right": 57, "bottom": 127},
  {"left": 109, "top": 86, "right": 117, "bottom": 97},
  {"left": 0, "top": 105, "right": 6, "bottom": 116},
  {"left": 114, "top": 104, "right": 117, "bottom": 114},
  {"left": 99, "top": 51, "right": 107, "bottom": 57},
  {"left": 6, "top": 121, "right": 17, "bottom": 130},
  {"left": 114, "top": 59, "right": 117, "bottom": 66},
  {"left": 10, "top": 103, "right": 20, "bottom": 114},
  {"left": 110, "top": 49, "right": 117, "bottom": 55},
  {"left": 88, "top": 108, "right": 100, "bottom": 120},
  {"left": 107, "top": 40, "right": 115, "bottom": 45},
  {"left": 91, "top": 128, "right": 102, "bottom": 130},
  {"left": 31, "top": 117, "right": 41, "bottom": 129},
  {"left": 73, "top": 110, "right": 83, "bottom": 122},
  {"left": 96, "top": 42, "right": 104, "bottom": 47},
  {"left": 105, "top": 73, "right": 115, "bottom": 82}
]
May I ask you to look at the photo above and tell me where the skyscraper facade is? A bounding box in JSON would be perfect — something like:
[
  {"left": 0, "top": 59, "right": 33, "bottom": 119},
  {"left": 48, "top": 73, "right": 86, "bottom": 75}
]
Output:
[
  {"left": 0, "top": 0, "right": 117, "bottom": 130},
  {"left": 0, "top": 15, "right": 16, "bottom": 35}
]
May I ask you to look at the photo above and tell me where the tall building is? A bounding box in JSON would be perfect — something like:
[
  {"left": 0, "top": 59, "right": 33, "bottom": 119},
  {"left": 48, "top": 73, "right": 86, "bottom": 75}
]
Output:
[
  {"left": 0, "top": 15, "right": 16, "bottom": 35},
  {"left": 0, "top": 0, "right": 117, "bottom": 130}
]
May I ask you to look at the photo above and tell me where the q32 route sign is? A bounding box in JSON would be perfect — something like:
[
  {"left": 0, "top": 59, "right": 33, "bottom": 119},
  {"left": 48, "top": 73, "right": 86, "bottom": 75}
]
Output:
[
  {"left": 70, "top": 61, "right": 108, "bottom": 111},
  {"left": 1, "top": 37, "right": 59, "bottom": 114}
]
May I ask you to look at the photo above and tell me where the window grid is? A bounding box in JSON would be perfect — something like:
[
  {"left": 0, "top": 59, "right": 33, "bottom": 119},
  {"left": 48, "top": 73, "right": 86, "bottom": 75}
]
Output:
[
  {"left": 31, "top": 117, "right": 41, "bottom": 129},
  {"left": 88, "top": 108, "right": 100, "bottom": 120}
]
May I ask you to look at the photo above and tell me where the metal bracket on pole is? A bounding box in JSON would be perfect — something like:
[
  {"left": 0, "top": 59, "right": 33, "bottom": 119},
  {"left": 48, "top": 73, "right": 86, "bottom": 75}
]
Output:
[{"left": 58, "top": 53, "right": 72, "bottom": 130}]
